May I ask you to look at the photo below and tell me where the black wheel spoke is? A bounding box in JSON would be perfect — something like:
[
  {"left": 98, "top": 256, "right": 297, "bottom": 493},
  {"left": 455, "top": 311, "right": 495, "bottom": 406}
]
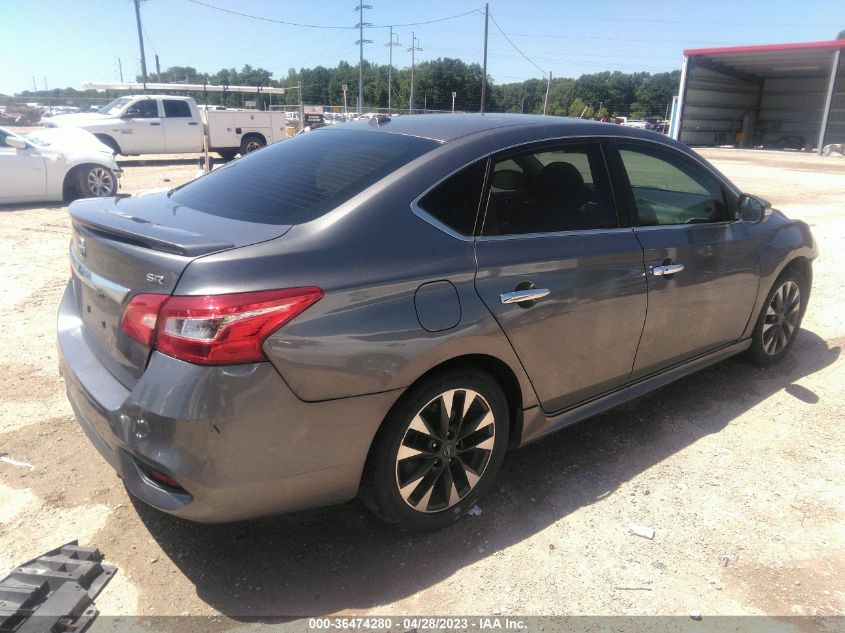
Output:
[
  {"left": 416, "top": 406, "right": 443, "bottom": 441},
  {"left": 762, "top": 281, "right": 801, "bottom": 356},
  {"left": 461, "top": 423, "right": 495, "bottom": 451},
  {"left": 395, "top": 387, "right": 496, "bottom": 514},
  {"left": 398, "top": 454, "right": 437, "bottom": 490},
  {"left": 439, "top": 391, "right": 454, "bottom": 439},
  {"left": 403, "top": 462, "right": 441, "bottom": 509}
]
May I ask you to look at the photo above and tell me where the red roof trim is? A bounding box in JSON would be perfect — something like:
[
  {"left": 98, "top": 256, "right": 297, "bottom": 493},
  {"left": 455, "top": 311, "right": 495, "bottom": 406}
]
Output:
[{"left": 684, "top": 40, "right": 845, "bottom": 57}]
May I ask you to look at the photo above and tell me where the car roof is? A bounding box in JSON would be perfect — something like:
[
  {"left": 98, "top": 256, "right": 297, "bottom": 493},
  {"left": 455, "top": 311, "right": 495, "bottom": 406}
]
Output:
[{"left": 340, "top": 113, "right": 665, "bottom": 144}]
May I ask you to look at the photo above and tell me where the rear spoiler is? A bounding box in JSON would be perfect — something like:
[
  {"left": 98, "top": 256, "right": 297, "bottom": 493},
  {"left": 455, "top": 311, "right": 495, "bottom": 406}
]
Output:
[{"left": 69, "top": 198, "right": 235, "bottom": 257}]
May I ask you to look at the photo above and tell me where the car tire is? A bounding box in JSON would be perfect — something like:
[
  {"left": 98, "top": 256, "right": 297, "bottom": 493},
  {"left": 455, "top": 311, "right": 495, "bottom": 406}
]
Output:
[
  {"left": 360, "top": 369, "right": 509, "bottom": 531},
  {"left": 217, "top": 149, "right": 238, "bottom": 161},
  {"left": 239, "top": 135, "right": 266, "bottom": 155},
  {"left": 73, "top": 165, "right": 117, "bottom": 200},
  {"left": 747, "top": 268, "right": 807, "bottom": 366}
]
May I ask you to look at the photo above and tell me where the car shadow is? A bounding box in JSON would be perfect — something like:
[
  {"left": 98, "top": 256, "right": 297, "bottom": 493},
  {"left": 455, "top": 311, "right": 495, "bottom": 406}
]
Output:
[
  {"left": 0, "top": 202, "right": 66, "bottom": 212},
  {"left": 133, "top": 328, "right": 840, "bottom": 619},
  {"left": 117, "top": 158, "right": 201, "bottom": 168}
]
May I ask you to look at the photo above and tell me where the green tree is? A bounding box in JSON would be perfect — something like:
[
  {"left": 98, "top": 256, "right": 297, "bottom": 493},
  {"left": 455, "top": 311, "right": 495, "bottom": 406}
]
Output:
[{"left": 568, "top": 97, "right": 587, "bottom": 117}]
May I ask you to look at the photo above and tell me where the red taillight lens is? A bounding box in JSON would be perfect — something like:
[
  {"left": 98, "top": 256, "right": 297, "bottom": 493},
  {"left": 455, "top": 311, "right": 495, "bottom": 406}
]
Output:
[
  {"left": 154, "top": 287, "right": 323, "bottom": 365},
  {"left": 120, "top": 288, "right": 322, "bottom": 365},
  {"left": 121, "top": 294, "right": 169, "bottom": 347}
]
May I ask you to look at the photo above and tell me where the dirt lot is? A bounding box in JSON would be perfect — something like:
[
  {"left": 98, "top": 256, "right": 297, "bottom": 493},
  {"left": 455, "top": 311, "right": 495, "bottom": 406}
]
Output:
[{"left": 0, "top": 148, "right": 843, "bottom": 629}]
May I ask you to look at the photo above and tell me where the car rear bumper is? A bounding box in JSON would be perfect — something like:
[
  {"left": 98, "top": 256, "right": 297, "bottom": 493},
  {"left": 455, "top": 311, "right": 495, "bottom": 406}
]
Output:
[{"left": 57, "top": 282, "right": 398, "bottom": 523}]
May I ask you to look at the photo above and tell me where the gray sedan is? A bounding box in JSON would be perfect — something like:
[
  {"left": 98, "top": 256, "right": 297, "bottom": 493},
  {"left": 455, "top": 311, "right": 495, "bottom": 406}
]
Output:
[{"left": 58, "top": 114, "right": 816, "bottom": 530}]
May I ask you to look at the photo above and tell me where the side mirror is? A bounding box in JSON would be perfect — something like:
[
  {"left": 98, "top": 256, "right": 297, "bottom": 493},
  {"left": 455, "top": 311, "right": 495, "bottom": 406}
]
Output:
[
  {"left": 738, "top": 194, "right": 772, "bottom": 224},
  {"left": 120, "top": 111, "right": 136, "bottom": 119},
  {"left": 5, "top": 136, "right": 28, "bottom": 150}
]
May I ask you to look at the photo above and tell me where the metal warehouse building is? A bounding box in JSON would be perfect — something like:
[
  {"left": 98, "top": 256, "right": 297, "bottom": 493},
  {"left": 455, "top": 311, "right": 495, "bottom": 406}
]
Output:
[{"left": 673, "top": 40, "right": 844, "bottom": 154}]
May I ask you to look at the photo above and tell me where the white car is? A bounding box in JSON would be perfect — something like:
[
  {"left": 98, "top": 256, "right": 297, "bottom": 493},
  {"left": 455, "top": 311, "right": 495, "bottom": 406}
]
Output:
[{"left": 0, "top": 126, "right": 121, "bottom": 205}]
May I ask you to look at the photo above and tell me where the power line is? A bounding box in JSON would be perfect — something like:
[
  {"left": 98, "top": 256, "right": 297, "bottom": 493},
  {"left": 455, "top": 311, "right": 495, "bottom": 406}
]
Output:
[
  {"left": 488, "top": 12, "right": 546, "bottom": 76},
  {"left": 490, "top": 31, "right": 732, "bottom": 45},
  {"left": 492, "top": 12, "right": 833, "bottom": 27},
  {"left": 372, "top": 8, "right": 482, "bottom": 28},
  {"left": 141, "top": 21, "right": 158, "bottom": 56},
  {"left": 185, "top": 0, "right": 353, "bottom": 28},
  {"left": 185, "top": 0, "right": 480, "bottom": 30}
]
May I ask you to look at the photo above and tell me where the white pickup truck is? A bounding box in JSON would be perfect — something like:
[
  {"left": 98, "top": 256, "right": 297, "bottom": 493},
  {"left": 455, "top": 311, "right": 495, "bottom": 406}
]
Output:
[{"left": 46, "top": 95, "right": 288, "bottom": 159}]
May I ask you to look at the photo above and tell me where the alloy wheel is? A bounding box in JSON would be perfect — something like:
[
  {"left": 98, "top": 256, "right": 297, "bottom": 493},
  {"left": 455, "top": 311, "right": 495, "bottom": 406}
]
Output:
[
  {"left": 762, "top": 280, "right": 801, "bottom": 355},
  {"left": 87, "top": 167, "right": 114, "bottom": 197},
  {"left": 395, "top": 388, "right": 496, "bottom": 513}
]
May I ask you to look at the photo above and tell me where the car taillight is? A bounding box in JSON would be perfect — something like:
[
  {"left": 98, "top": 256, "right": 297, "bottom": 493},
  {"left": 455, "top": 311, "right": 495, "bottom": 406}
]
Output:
[
  {"left": 121, "top": 288, "right": 323, "bottom": 365},
  {"left": 120, "top": 294, "right": 169, "bottom": 347}
]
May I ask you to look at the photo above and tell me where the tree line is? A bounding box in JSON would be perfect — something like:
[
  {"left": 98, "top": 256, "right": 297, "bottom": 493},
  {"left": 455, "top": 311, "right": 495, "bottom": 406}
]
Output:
[{"left": 8, "top": 58, "right": 680, "bottom": 119}]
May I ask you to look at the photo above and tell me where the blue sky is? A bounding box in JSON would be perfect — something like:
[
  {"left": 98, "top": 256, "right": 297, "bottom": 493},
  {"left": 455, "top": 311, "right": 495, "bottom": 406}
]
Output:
[{"left": 0, "top": 0, "right": 842, "bottom": 94}]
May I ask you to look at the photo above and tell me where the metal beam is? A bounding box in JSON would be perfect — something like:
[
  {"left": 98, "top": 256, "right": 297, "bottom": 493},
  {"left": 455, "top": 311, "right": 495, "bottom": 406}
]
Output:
[
  {"left": 692, "top": 56, "right": 764, "bottom": 86},
  {"left": 82, "top": 82, "right": 289, "bottom": 95},
  {"left": 817, "top": 48, "right": 841, "bottom": 155},
  {"left": 673, "top": 57, "right": 690, "bottom": 141}
]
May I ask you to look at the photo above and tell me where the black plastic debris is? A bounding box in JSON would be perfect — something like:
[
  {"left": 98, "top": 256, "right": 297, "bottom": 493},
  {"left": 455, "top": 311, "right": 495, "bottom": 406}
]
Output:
[{"left": 0, "top": 540, "right": 116, "bottom": 633}]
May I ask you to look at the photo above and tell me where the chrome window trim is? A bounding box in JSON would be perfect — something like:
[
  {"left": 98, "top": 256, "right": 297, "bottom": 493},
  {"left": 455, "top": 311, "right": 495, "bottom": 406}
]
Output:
[
  {"left": 476, "top": 226, "right": 634, "bottom": 242},
  {"left": 410, "top": 200, "right": 474, "bottom": 242},
  {"left": 460, "top": 132, "right": 738, "bottom": 197},
  {"left": 409, "top": 155, "right": 490, "bottom": 243},
  {"left": 632, "top": 219, "right": 740, "bottom": 232},
  {"left": 408, "top": 131, "right": 741, "bottom": 241}
]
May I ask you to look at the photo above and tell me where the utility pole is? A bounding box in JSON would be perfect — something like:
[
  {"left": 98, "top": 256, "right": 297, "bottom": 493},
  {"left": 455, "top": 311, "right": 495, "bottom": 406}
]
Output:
[
  {"left": 43, "top": 77, "right": 48, "bottom": 91},
  {"left": 480, "top": 2, "right": 488, "bottom": 113},
  {"left": 32, "top": 76, "right": 36, "bottom": 92},
  {"left": 116, "top": 57, "right": 124, "bottom": 82},
  {"left": 298, "top": 81, "right": 304, "bottom": 132},
  {"left": 354, "top": 4, "right": 372, "bottom": 113},
  {"left": 155, "top": 54, "right": 161, "bottom": 82},
  {"left": 408, "top": 32, "right": 422, "bottom": 112},
  {"left": 385, "top": 26, "right": 401, "bottom": 112},
  {"left": 452, "top": 91, "right": 456, "bottom": 113},
  {"left": 133, "top": 0, "right": 148, "bottom": 90},
  {"left": 342, "top": 84, "right": 348, "bottom": 117},
  {"left": 543, "top": 71, "right": 552, "bottom": 115}
]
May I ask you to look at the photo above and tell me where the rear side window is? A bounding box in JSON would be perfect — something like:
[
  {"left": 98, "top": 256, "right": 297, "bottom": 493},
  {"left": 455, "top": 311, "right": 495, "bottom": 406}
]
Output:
[
  {"left": 417, "top": 161, "right": 486, "bottom": 235},
  {"left": 482, "top": 143, "right": 618, "bottom": 236},
  {"left": 170, "top": 129, "right": 439, "bottom": 225},
  {"left": 163, "top": 100, "right": 192, "bottom": 117}
]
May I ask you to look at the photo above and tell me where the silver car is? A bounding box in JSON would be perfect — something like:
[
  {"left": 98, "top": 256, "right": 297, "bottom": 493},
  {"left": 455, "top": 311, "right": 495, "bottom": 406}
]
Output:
[{"left": 58, "top": 114, "right": 816, "bottom": 530}]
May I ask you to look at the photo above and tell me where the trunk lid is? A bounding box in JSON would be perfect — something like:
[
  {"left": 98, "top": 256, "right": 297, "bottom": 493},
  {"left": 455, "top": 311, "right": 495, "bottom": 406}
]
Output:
[{"left": 68, "top": 193, "right": 291, "bottom": 387}]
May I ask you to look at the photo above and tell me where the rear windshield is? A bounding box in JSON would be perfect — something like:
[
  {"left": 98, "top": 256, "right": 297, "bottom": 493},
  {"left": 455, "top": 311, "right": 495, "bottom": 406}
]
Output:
[{"left": 170, "top": 129, "right": 440, "bottom": 225}]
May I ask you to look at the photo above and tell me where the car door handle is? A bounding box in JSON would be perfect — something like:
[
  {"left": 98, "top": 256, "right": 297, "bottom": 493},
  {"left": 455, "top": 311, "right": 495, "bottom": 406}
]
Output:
[
  {"left": 651, "top": 263, "right": 685, "bottom": 276},
  {"left": 500, "top": 288, "right": 550, "bottom": 304},
  {"left": 188, "top": 122, "right": 199, "bottom": 125},
  {"left": 150, "top": 122, "right": 161, "bottom": 126}
]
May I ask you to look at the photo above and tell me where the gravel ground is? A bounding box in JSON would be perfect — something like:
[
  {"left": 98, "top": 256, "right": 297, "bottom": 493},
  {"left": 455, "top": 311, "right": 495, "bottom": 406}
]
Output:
[{"left": 0, "top": 147, "right": 843, "bottom": 630}]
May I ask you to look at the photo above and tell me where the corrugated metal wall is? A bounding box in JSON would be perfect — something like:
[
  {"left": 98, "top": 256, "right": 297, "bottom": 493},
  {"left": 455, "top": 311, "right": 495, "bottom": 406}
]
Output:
[
  {"left": 759, "top": 76, "right": 831, "bottom": 147},
  {"left": 679, "top": 56, "right": 844, "bottom": 149},
  {"left": 679, "top": 66, "right": 759, "bottom": 146},
  {"left": 826, "top": 60, "right": 845, "bottom": 146}
]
